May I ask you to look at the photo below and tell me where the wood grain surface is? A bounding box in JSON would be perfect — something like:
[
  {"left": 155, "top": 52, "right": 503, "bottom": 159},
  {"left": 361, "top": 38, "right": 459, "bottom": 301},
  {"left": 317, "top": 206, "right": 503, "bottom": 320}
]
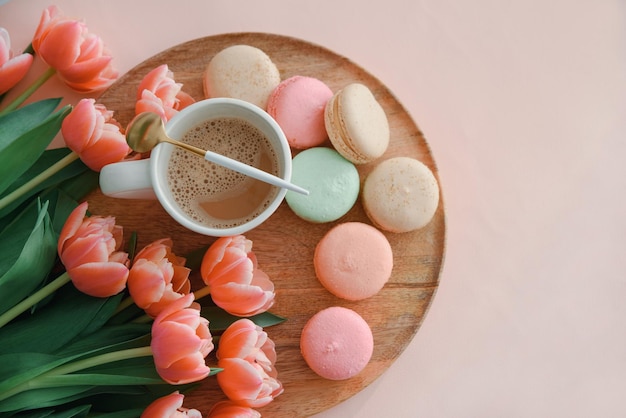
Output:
[{"left": 92, "top": 32, "right": 445, "bottom": 417}]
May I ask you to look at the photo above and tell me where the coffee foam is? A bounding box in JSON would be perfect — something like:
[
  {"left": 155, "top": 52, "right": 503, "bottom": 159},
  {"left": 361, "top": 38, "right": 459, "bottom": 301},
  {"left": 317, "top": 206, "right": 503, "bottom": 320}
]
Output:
[{"left": 167, "top": 117, "right": 279, "bottom": 228}]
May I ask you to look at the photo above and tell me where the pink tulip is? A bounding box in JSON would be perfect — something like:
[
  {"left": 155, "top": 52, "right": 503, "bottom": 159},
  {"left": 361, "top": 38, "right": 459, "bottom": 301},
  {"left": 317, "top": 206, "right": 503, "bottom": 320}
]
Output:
[
  {"left": 151, "top": 293, "right": 214, "bottom": 384},
  {"left": 216, "top": 319, "right": 277, "bottom": 372},
  {"left": 141, "top": 391, "right": 202, "bottom": 418},
  {"left": 58, "top": 201, "right": 129, "bottom": 297},
  {"left": 61, "top": 98, "right": 131, "bottom": 171},
  {"left": 0, "top": 28, "right": 33, "bottom": 95},
  {"left": 200, "top": 236, "right": 275, "bottom": 317},
  {"left": 128, "top": 238, "right": 191, "bottom": 318},
  {"left": 216, "top": 319, "right": 282, "bottom": 408},
  {"left": 207, "top": 401, "right": 260, "bottom": 418},
  {"left": 216, "top": 357, "right": 283, "bottom": 408},
  {"left": 32, "top": 5, "right": 118, "bottom": 92},
  {"left": 135, "top": 64, "right": 195, "bottom": 121}
]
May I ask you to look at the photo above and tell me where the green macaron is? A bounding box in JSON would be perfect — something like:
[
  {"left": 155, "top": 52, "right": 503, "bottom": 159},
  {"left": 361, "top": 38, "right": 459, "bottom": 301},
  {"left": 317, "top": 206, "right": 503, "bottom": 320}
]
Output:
[{"left": 286, "top": 147, "right": 360, "bottom": 223}]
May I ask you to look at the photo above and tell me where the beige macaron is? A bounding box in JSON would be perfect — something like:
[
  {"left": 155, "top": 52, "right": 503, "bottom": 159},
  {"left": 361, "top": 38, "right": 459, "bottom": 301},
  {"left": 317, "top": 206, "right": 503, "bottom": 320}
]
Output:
[
  {"left": 203, "top": 44, "right": 281, "bottom": 110},
  {"left": 362, "top": 157, "right": 439, "bottom": 233},
  {"left": 324, "top": 83, "right": 390, "bottom": 164}
]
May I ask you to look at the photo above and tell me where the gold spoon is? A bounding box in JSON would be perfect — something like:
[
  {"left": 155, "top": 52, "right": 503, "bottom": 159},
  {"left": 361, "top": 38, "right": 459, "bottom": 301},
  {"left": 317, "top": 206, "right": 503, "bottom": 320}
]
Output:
[{"left": 126, "top": 112, "right": 309, "bottom": 195}]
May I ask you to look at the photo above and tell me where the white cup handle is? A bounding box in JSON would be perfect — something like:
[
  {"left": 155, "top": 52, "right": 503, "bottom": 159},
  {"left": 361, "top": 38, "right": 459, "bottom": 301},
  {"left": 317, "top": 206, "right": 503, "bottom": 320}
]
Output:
[{"left": 99, "top": 159, "right": 157, "bottom": 199}]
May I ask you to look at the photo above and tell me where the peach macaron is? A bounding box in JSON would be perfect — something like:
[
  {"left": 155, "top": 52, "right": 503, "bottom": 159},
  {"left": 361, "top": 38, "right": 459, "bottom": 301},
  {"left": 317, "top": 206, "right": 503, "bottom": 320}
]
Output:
[
  {"left": 314, "top": 222, "right": 393, "bottom": 301},
  {"left": 300, "top": 306, "right": 374, "bottom": 380},
  {"left": 267, "top": 76, "right": 333, "bottom": 149}
]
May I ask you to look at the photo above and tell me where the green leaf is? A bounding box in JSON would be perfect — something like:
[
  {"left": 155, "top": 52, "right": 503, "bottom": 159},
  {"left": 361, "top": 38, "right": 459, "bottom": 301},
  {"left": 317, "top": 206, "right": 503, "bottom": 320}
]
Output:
[
  {"left": 0, "top": 287, "right": 123, "bottom": 355},
  {"left": 127, "top": 232, "right": 138, "bottom": 266},
  {"left": 201, "top": 306, "right": 287, "bottom": 332},
  {"left": 0, "top": 200, "right": 57, "bottom": 317},
  {"left": 103, "top": 301, "right": 144, "bottom": 326},
  {"left": 0, "top": 98, "right": 60, "bottom": 145},
  {"left": 38, "top": 373, "right": 165, "bottom": 387},
  {"left": 47, "top": 189, "right": 80, "bottom": 235},
  {"left": 57, "top": 325, "right": 151, "bottom": 357},
  {"left": 45, "top": 405, "right": 91, "bottom": 418},
  {"left": 0, "top": 386, "right": 95, "bottom": 413},
  {"left": 0, "top": 351, "right": 79, "bottom": 399},
  {"left": 86, "top": 409, "right": 143, "bottom": 418},
  {"left": 0, "top": 148, "right": 89, "bottom": 219},
  {"left": 54, "top": 170, "right": 99, "bottom": 204},
  {"left": 0, "top": 105, "right": 71, "bottom": 196},
  {"left": 83, "top": 384, "right": 198, "bottom": 413},
  {"left": 0, "top": 383, "right": 182, "bottom": 414},
  {"left": 8, "top": 404, "right": 92, "bottom": 418},
  {"left": 184, "top": 245, "right": 210, "bottom": 270}
]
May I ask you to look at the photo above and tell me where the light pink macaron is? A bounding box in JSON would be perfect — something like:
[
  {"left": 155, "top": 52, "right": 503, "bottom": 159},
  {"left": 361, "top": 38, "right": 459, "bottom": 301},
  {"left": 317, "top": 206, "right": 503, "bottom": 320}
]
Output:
[
  {"left": 300, "top": 306, "right": 374, "bottom": 380},
  {"left": 267, "top": 76, "right": 333, "bottom": 149},
  {"left": 314, "top": 222, "right": 393, "bottom": 300}
]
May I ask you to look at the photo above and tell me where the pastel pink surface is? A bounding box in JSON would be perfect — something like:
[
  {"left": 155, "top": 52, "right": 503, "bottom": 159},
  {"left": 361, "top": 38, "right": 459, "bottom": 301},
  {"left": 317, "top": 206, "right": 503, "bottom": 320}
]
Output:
[
  {"left": 300, "top": 306, "right": 374, "bottom": 380},
  {"left": 314, "top": 222, "right": 393, "bottom": 300},
  {"left": 267, "top": 76, "right": 333, "bottom": 149}
]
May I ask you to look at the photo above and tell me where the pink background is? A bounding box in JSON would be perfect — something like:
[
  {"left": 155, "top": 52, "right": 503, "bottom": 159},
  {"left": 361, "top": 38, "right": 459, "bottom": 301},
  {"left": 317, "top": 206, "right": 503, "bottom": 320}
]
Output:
[{"left": 2, "top": 1, "right": 625, "bottom": 417}]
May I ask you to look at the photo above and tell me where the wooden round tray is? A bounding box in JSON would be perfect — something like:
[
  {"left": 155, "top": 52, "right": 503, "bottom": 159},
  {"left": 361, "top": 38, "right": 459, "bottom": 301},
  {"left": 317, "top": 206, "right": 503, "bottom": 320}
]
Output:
[{"left": 92, "top": 32, "right": 445, "bottom": 417}]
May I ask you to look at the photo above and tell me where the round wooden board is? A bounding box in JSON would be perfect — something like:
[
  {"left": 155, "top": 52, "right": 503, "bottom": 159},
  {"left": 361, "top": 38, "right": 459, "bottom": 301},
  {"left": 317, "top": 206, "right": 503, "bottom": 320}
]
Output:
[{"left": 92, "top": 32, "right": 445, "bottom": 417}]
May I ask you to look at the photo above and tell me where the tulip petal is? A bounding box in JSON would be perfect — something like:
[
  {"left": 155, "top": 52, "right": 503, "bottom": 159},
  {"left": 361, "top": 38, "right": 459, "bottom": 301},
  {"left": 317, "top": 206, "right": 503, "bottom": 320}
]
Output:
[
  {"left": 0, "top": 28, "right": 11, "bottom": 62},
  {"left": 0, "top": 53, "right": 33, "bottom": 95},
  {"left": 151, "top": 294, "right": 214, "bottom": 384},
  {"left": 74, "top": 130, "right": 130, "bottom": 171},
  {"left": 217, "top": 358, "right": 263, "bottom": 400},
  {"left": 58, "top": 55, "right": 112, "bottom": 83},
  {"left": 141, "top": 392, "right": 184, "bottom": 417},
  {"left": 57, "top": 202, "right": 89, "bottom": 255},
  {"left": 216, "top": 319, "right": 259, "bottom": 360},
  {"left": 69, "top": 261, "right": 129, "bottom": 297},
  {"left": 61, "top": 233, "right": 112, "bottom": 269},
  {"left": 61, "top": 98, "right": 98, "bottom": 151},
  {"left": 208, "top": 401, "right": 261, "bottom": 418},
  {"left": 136, "top": 64, "right": 170, "bottom": 100},
  {"left": 156, "top": 353, "right": 210, "bottom": 384},
  {"left": 38, "top": 20, "right": 82, "bottom": 69},
  {"left": 127, "top": 260, "right": 167, "bottom": 307},
  {"left": 207, "top": 249, "right": 254, "bottom": 287},
  {"left": 212, "top": 282, "right": 274, "bottom": 317}
]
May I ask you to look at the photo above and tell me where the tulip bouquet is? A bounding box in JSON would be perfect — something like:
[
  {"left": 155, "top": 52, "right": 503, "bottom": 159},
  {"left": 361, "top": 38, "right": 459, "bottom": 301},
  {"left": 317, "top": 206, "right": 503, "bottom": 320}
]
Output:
[{"left": 0, "top": 5, "right": 285, "bottom": 417}]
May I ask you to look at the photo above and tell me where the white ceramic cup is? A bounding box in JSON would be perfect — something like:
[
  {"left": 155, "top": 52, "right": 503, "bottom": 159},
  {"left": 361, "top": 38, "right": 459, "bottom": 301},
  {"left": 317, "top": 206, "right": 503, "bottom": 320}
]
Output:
[{"left": 99, "top": 98, "right": 291, "bottom": 237}]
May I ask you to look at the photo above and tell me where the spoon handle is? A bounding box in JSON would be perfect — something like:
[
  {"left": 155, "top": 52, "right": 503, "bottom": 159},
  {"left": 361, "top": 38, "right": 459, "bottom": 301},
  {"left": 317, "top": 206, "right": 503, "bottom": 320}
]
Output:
[{"left": 203, "top": 150, "right": 309, "bottom": 195}]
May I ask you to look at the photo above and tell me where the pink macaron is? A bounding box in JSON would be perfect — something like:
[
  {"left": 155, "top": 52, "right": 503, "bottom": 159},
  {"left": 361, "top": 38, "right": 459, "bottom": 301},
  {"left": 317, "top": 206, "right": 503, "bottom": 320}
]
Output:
[
  {"left": 267, "top": 76, "right": 333, "bottom": 149},
  {"left": 300, "top": 306, "right": 374, "bottom": 380},
  {"left": 314, "top": 222, "right": 393, "bottom": 300}
]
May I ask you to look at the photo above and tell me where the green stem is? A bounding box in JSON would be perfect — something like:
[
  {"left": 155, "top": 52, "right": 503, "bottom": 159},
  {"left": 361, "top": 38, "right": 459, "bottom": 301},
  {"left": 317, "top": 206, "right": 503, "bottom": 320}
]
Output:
[
  {"left": 0, "top": 346, "right": 154, "bottom": 402},
  {"left": 0, "top": 151, "right": 80, "bottom": 212},
  {"left": 23, "top": 42, "right": 35, "bottom": 55},
  {"left": 0, "top": 272, "right": 71, "bottom": 328},
  {"left": 48, "top": 346, "right": 153, "bottom": 377},
  {"left": 0, "top": 67, "right": 57, "bottom": 116},
  {"left": 131, "top": 313, "right": 153, "bottom": 324},
  {"left": 112, "top": 295, "right": 136, "bottom": 316},
  {"left": 193, "top": 286, "right": 211, "bottom": 301}
]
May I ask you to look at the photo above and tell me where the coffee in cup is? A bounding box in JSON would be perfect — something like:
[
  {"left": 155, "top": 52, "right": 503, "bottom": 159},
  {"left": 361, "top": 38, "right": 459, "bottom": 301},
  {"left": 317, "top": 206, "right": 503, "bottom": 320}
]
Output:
[
  {"left": 99, "top": 98, "right": 292, "bottom": 237},
  {"left": 168, "top": 117, "right": 279, "bottom": 229}
]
